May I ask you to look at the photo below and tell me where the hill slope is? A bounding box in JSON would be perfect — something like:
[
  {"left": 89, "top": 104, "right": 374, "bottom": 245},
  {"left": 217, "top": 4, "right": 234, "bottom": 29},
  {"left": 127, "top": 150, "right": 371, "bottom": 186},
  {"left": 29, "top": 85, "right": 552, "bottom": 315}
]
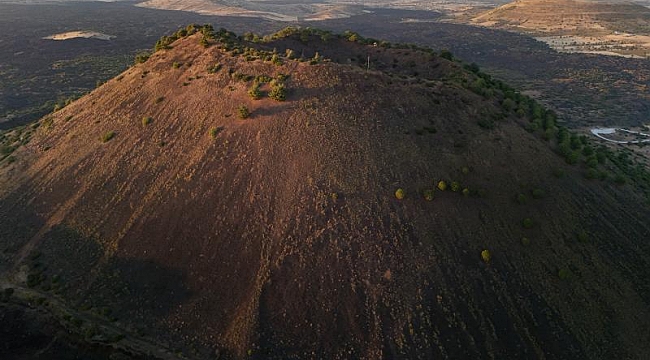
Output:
[
  {"left": 1, "top": 27, "right": 649, "bottom": 359},
  {"left": 471, "top": 0, "right": 650, "bottom": 57}
]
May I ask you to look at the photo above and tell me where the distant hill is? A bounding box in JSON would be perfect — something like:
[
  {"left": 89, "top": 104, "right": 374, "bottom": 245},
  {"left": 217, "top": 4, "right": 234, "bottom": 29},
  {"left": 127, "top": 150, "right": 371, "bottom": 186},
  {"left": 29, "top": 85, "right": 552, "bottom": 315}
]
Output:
[
  {"left": 1, "top": 25, "right": 649, "bottom": 359},
  {"left": 471, "top": 0, "right": 650, "bottom": 57}
]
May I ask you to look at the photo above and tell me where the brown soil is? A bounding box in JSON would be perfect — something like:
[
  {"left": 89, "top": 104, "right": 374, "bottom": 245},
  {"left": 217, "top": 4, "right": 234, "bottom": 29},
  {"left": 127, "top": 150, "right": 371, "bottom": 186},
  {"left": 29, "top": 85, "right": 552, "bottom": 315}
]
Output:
[{"left": 1, "top": 30, "right": 649, "bottom": 359}]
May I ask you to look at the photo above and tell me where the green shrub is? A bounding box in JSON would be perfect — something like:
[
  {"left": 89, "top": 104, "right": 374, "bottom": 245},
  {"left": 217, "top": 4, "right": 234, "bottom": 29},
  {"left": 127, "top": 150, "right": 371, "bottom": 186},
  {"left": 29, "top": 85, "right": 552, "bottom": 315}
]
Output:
[
  {"left": 142, "top": 117, "right": 152, "bottom": 126},
  {"left": 199, "top": 35, "right": 210, "bottom": 48},
  {"left": 584, "top": 168, "right": 598, "bottom": 179},
  {"left": 271, "top": 53, "right": 282, "bottom": 65},
  {"left": 558, "top": 268, "right": 571, "bottom": 280},
  {"left": 552, "top": 167, "right": 565, "bottom": 178},
  {"left": 502, "top": 98, "right": 516, "bottom": 112},
  {"left": 614, "top": 175, "right": 627, "bottom": 185},
  {"left": 248, "top": 83, "right": 262, "bottom": 100},
  {"left": 440, "top": 49, "right": 453, "bottom": 61},
  {"left": 437, "top": 180, "right": 447, "bottom": 191},
  {"left": 522, "top": 218, "right": 534, "bottom": 229},
  {"left": 209, "top": 126, "right": 223, "bottom": 139},
  {"left": 517, "top": 193, "right": 527, "bottom": 204},
  {"left": 134, "top": 52, "right": 150, "bottom": 64},
  {"left": 481, "top": 249, "right": 491, "bottom": 263},
  {"left": 531, "top": 188, "right": 545, "bottom": 199},
  {"left": 576, "top": 230, "right": 588, "bottom": 242},
  {"left": 256, "top": 75, "right": 272, "bottom": 83},
  {"left": 237, "top": 105, "right": 250, "bottom": 119},
  {"left": 423, "top": 189, "right": 434, "bottom": 201},
  {"left": 462, "top": 188, "right": 470, "bottom": 197},
  {"left": 450, "top": 181, "right": 461, "bottom": 192},
  {"left": 477, "top": 118, "right": 495, "bottom": 130},
  {"left": 395, "top": 188, "right": 405, "bottom": 200},
  {"left": 565, "top": 151, "right": 580, "bottom": 165},
  {"left": 100, "top": 131, "right": 115, "bottom": 143},
  {"left": 521, "top": 237, "right": 530, "bottom": 246},
  {"left": 268, "top": 82, "right": 286, "bottom": 101},
  {"left": 1, "top": 288, "right": 14, "bottom": 302},
  {"left": 208, "top": 63, "right": 222, "bottom": 73},
  {"left": 172, "top": 62, "right": 182, "bottom": 69},
  {"left": 598, "top": 170, "right": 609, "bottom": 181}
]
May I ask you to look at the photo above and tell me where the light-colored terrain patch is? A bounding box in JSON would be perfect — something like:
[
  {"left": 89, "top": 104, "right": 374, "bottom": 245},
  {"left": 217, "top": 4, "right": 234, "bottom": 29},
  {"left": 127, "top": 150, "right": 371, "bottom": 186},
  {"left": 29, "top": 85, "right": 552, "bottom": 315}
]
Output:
[
  {"left": 134, "top": 0, "right": 506, "bottom": 21},
  {"left": 135, "top": 0, "right": 298, "bottom": 21},
  {"left": 469, "top": 0, "right": 650, "bottom": 58},
  {"left": 535, "top": 34, "right": 650, "bottom": 58},
  {"left": 134, "top": 0, "right": 364, "bottom": 22},
  {"left": 43, "top": 31, "right": 115, "bottom": 41},
  {"left": 591, "top": 127, "right": 650, "bottom": 144}
]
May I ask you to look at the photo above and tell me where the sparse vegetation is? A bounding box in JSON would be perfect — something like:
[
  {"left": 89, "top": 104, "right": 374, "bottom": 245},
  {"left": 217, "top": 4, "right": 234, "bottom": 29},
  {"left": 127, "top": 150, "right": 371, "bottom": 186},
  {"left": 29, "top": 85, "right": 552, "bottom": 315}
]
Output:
[
  {"left": 154, "top": 24, "right": 215, "bottom": 52},
  {"left": 208, "top": 63, "right": 222, "bottom": 74},
  {"left": 209, "top": 126, "right": 224, "bottom": 139},
  {"left": 100, "top": 131, "right": 115, "bottom": 143},
  {"left": 237, "top": 105, "right": 250, "bottom": 119},
  {"left": 531, "top": 188, "right": 545, "bottom": 199},
  {"left": 134, "top": 52, "right": 150, "bottom": 64},
  {"left": 271, "top": 53, "right": 282, "bottom": 66},
  {"left": 522, "top": 218, "right": 534, "bottom": 229},
  {"left": 1, "top": 23, "right": 649, "bottom": 360}
]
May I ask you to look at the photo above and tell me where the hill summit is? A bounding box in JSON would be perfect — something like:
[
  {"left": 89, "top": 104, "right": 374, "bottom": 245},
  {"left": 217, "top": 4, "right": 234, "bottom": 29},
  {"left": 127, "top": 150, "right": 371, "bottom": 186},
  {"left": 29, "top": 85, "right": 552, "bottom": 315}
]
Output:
[{"left": 1, "top": 25, "right": 649, "bottom": 359}]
